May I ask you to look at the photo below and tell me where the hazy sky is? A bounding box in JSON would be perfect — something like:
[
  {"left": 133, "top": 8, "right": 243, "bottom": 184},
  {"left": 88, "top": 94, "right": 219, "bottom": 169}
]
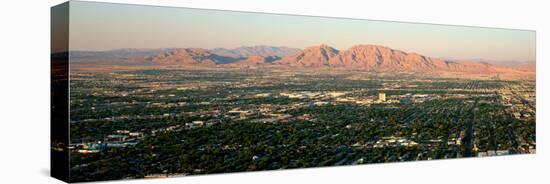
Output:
[{"left": 68, "top": 1, "right": 535, "bottom": 62}]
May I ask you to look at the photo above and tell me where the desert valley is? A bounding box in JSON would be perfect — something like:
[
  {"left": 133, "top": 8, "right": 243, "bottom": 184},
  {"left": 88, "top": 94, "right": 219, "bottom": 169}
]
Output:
[
  {"left": 70, "top": 44, "right": 534, "bottom": 80},
  {"left": 63, "top": 44, "right": 536, "bottom": 181}
]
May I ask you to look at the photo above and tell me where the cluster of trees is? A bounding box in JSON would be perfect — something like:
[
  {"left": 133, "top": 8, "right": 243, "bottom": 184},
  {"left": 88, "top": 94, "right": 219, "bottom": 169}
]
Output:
[
  {"left": 70, "top": 118, "right": 447, "bottom": 182},
  {"left": 70, "top": 98, "right": 491, "bottom": 181}
]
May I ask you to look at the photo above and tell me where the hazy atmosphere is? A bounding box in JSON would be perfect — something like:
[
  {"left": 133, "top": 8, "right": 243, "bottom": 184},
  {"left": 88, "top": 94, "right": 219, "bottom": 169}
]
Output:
[{"left": 68, "top": 1, "right": 535, "bottom": 62}]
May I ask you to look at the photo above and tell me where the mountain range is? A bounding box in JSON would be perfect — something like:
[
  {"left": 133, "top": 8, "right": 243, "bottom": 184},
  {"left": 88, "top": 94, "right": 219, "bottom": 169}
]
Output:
[
  {"left": 69, "top": 44, "right": 535, "bottom": 78},
  {"left": 144, "top": 44, "right": 531, "bottom": 76}
]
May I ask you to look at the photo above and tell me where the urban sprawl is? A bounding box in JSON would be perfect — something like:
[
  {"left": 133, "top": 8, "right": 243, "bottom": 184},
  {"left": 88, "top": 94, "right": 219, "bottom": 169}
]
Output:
[{"left": 65, "top": 68, "right": 535, "bottom": 181}]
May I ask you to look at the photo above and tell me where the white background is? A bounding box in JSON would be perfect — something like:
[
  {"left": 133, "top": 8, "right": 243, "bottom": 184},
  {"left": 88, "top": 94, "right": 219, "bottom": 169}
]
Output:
[{"left": 0, "top": 0, "right": 548, "bottom": 183}]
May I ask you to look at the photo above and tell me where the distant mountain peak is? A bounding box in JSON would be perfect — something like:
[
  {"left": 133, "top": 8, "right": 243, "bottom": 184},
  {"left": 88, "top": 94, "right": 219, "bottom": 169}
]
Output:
[
  {"left": 211, "top": 45, "right": 299, "bottom": 58},
  {"left": 150, "top": 48, "right": 237, "bottom": 65},
  {"left": 274, "top": 44, "right": 339, "bottom": 66}
]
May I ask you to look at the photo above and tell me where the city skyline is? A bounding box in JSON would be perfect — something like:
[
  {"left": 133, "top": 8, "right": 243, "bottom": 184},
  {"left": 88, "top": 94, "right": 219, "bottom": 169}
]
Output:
[{"left": 68, "top": 1, "right": 535, "bottom": 62}]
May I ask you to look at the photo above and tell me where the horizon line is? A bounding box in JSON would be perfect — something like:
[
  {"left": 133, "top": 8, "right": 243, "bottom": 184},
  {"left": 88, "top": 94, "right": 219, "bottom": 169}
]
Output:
[{"left": 64, "top": 43, "right": 536, "bottom": 63}]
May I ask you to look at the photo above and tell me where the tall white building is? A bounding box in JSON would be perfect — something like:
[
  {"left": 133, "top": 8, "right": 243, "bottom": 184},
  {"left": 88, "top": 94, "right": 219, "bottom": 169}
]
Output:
[{"left": 379, "top": 92, "right": 386, "bottom": 102}]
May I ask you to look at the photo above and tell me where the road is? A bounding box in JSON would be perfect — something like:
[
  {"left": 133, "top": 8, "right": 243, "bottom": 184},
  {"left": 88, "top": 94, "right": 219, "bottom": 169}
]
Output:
[{"left": 463, "top": 98, "right": 478, "bottom": 157}]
